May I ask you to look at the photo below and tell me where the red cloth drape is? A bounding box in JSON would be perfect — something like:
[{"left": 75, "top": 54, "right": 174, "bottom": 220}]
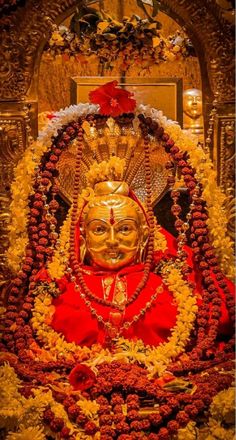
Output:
[{"left": 48, "top": 227, "right": 233, "bottom": 347}]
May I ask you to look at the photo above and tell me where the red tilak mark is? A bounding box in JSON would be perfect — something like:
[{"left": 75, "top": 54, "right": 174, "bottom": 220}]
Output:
[{"left": 110, "top": 208, "right": 115, "bottom": 225}]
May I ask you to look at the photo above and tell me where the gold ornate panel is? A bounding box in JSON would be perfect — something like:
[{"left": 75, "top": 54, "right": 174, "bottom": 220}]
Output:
[
  {"left": 216, "top": 116, "right": 235, "bottom": 192},
  {"left": 214, "top": 114, "right": 235, "bottom": 240},
  {"left": 0, "top": 102, "right": 37, "bottom": 287}
]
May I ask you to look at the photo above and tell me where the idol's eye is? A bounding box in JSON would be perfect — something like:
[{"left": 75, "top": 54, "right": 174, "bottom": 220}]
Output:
[
  {"left": 118, "top": 224, "right": 133, "bottom": 234},
  {"left": 92, "top": 225, "right": 107, "bottom": 235}
]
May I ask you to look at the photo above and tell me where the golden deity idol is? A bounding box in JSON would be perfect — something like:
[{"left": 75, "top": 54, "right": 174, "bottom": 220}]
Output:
[
  {"left": 2, "top": 81, "right": 234, "bottom": 440},
  {"left": 81, "top": 192, "right": 149, "bottom": 270},
  {"left": 183, "top": 88, "right": 204, "bottom": 140}
]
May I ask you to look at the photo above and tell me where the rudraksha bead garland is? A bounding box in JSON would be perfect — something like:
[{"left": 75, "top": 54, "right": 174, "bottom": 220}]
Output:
[
  {"left": 2, "top": 112, "right": 234, "bottom": 364},
  {"left": 67, "top": 114, "right": 156, "bottom": 311},
  {"left": 1, "top": 107, "right": 37, "bottom": 353},
  {"left": 161, "top": 129, "right": 235, "bottom": 362},
  {"left": 2, "top": 118, "right": 82, "bottom": 355},
  {"left": 164, "top": 137, "right": 222, "bottom": 359},
  {"left": 24, "top": 359, "right": 233, "bottom": 440},
  {"left": 67, "top": 116, "right": 124, "bottom": 311}
]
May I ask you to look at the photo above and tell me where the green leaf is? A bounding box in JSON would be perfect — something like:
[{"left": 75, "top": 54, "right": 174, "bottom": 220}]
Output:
[{"left": 152, "top": 0, "right": 160, "bottom": 17}]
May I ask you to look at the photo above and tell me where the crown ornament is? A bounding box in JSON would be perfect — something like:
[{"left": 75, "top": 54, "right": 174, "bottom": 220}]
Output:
[{"left": 56, "top": 81, "right": 170, "bottom": 206}]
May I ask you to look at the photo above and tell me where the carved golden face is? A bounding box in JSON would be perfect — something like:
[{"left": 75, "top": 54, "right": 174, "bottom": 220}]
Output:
[
  {"left": 81, "top": 195, "right": 149, "bottom": 270},
  {"left": 183, "top": 88, "right": 202, "bottom": 119}
]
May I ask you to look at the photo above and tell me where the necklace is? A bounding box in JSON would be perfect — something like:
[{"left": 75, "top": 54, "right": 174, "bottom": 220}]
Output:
[
  {"left": 72, "top": 263, "right": 153, "bottom": 311},
  {"left": 31, "top": 263, "right": 197, "bottom": 375},
  {"left": 78, "top": 283, "right": 164, "bottom": 341}
]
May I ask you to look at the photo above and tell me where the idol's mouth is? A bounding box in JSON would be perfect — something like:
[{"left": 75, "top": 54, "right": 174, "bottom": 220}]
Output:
[{"left": 106, "top": 251, "right": 121, "bottom": 259}]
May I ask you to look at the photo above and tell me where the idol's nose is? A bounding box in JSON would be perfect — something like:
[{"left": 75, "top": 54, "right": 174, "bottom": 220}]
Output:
[
  {"left": 191, "top": 96, "right": 198, "bottom": 104},
  {"left": 106, "top": 228, "right": 119, "bottom": 246}
]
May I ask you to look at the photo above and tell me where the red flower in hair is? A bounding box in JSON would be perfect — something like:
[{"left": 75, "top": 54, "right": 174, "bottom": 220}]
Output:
[
  {"left": 69, "top": 364, "right": 96, "bottom": 391},
  {"left": 89, "top": 81, "right": 136, "bottom": 117}
]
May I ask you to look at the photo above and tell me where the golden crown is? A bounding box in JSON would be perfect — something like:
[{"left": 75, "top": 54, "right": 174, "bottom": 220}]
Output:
[{"left": 56, "top": 115, "right": 170, "bottom": 205}]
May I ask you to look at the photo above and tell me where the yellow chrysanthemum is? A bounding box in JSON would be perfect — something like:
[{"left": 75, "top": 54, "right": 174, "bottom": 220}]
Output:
[
  {"left": 177, "top": 421, "right": 198, "bottom": 440},
  {"left": 86, "top": 157, "right": 125, "bottom": 186},
  {"left": 6, "top": 426, "right": 45, "bottom": 440},
  {"left": 210, "top": 387, "right": 235, "bottom": 425},
  {"left": 77, "top": 399, "right": 100, "bottom": 419}
]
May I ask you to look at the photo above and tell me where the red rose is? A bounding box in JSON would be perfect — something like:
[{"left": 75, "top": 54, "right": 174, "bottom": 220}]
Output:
[
  {"left": 69, "top": 364, "right": 96, "bottom": 391},
  {"left": 89, "top": 81, "right": 136, "bottom": 117}
]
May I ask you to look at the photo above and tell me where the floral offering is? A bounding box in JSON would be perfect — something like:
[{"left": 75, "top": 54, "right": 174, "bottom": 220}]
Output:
[{"left": 44, "top": 9, "right": 195, "bottom": 73}]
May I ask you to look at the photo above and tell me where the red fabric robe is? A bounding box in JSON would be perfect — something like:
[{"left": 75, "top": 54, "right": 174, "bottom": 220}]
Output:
[{"left": 48, "top": 229, "right": 233, "bottom": 347}]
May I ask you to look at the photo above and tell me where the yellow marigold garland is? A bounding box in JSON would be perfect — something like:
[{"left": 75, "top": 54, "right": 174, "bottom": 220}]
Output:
[
  {"left": 0, "top": 364, "right": 101, "bottom": 439},
  {"left": 6, "top": 140, "right": 48, "bottom": 273},
  {"left": 47, "top": 207, "right": 72, "bottom": 280},
  {"left": 31, "top": 263, "right": 197, "bottom": 377}
]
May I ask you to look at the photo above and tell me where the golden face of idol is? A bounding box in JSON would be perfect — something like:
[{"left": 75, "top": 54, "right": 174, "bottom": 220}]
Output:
[
  {"left": 82, "top": 196, "right": 149, "bottom": 270},
  {"left": 183, "top": 88, "right": 202, "bottom": 119}
]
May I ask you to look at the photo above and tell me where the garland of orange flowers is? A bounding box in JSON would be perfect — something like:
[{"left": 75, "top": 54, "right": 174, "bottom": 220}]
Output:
[{"left": 31, "top": 262, "right": 197, "bottom": 377}]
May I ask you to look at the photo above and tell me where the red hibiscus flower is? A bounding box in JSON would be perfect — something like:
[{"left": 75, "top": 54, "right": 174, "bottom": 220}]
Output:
[
  {"left": 89, "top": 80, "right": 136, "bottom": 117},
  {"left": 69, "top": 364, "right": 96, "bottom": 391}
]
